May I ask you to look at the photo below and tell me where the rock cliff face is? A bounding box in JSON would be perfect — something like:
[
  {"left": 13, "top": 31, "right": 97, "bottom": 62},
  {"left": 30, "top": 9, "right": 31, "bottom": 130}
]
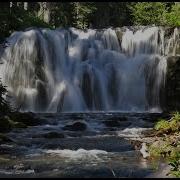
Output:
[
  {"left": 166, "top": 56, "right": 180, "bottom": 111},
  {"left": 164, "top": 27, "right": 180, "bottom": 111}
]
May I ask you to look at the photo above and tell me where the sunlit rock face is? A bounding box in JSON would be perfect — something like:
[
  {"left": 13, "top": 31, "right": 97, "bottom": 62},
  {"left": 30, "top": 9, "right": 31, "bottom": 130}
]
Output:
[{"left": 1, "top": 26, "right": 179, "bottom": 113}]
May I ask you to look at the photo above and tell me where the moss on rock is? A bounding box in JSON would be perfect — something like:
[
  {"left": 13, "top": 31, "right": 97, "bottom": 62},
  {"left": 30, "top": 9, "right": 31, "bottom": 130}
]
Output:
[
  {"left": 147, "top": 111, "right": 180, "bottom": 177},
  {"left": 0, "top": 116, "right": 13, "bottom": 132},
  {"left": 154, "top": 112, "right": 180, "bottom": 134}
]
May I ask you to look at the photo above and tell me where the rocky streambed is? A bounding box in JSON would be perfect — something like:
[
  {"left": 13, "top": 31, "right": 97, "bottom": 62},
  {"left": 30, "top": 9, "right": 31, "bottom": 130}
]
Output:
[{"left": 0, "top": 112, "right": 175, "bottom": 178}]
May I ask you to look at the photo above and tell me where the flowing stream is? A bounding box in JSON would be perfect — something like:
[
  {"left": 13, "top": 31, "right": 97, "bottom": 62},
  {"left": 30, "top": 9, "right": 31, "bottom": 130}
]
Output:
[
  {"left": 0, "top": 26, "right": 179, "bottom": 177},
  {"left": 0, "top": 112, "right": 169, "bottom": 178}
]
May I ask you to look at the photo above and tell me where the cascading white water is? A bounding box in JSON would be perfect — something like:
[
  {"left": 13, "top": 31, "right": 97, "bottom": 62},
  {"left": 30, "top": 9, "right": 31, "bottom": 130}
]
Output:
[{"left": 0, "top": 26, "right": 173, "bottom": 113}]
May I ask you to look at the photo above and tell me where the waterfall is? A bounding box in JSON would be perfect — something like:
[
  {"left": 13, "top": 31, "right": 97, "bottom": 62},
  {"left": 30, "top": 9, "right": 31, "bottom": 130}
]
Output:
[{"left": 0, "top": 26, "right": 173, "bottom": 113}]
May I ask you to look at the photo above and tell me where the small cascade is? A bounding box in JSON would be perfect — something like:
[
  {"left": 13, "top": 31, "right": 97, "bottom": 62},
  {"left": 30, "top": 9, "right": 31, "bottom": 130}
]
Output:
[
  {"left": 0, "top": 26, "right": 176, "bottom": 113},
  {"left": 166, "top": 27, "right": 180, "bottom": 56}
]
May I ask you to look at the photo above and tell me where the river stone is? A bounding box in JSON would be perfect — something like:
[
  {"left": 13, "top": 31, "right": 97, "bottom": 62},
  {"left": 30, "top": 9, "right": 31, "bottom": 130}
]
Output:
[
  {"left": 131, "top": 140, "right": 142, "bottom": 150},
  {"left": 102, "top": 120, "right": 131, "bottom": 127},
  {"left": 0, "top": 133, "right": 13, "bottom": 143},
  {"left": 142, "top": 129, "right": 157, "bottom": 137},
  {"left": 107, "top": 116, "right": 128, "bottom": 121},
  {"left": 8, "top": 112, "right": 45, "bottom": 126},
  {"left": 62, "top": 121, "right": 87, "bottom": 131},
  {"left": 11, "top": 121, "right": 27, "bottom": 129},
  {"left": 41, "top": 132, "right": 65, "bottom": 139},
  {"left": 0, "top": 116, "right": 13, "bottom": 132},
  {"left": 32, "top": 132, "right": 65, "bottom": 139}
]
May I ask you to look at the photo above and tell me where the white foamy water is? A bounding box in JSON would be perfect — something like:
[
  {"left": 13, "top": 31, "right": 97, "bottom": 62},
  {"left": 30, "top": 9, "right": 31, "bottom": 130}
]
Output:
[
  {"left": 44, "top": 148, "right": 108, "bottom": 160},
  {"left": 117, "top": 127, "right": 151, "bottom": 138},
  {"left": 0, "top": 169, "right": 35, "bottom": 175}
]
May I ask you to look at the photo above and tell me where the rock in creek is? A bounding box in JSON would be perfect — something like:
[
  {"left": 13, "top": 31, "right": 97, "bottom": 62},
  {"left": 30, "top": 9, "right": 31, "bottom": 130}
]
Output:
[
  {"left": 32, "top": 132, "right": 65, "bottom": 139},
  {"left": 62, "top": 121, "right": 87, "bottom": 131}
]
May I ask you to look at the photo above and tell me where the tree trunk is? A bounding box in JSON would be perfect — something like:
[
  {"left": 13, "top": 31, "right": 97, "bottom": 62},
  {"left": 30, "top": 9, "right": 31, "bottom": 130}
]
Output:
[
  {"left": 38, "top": 2, "right": 51, "bottom": 24},
  {"left": 16, "top": 2, "right": 21, "bottom": 7},
  {"left": 10, "top": 2, "right": 13, "bottom": 8},
  {"left": 74, "top": 2, "right": 80, "bottom": 28},
  {"left": 24, "top": 2, "right": 28, "bottom": 10},
  {"left": 44, "top": 2, "right": 51, "bottom": 23}
]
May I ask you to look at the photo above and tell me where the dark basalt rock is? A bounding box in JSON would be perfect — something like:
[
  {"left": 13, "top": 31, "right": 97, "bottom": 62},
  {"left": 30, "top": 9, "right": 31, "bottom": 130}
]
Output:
[
  {"left": 103, "top": 120, "right": 120, "bottom": 127},
  {"left": 130, "top": 140, "right": 142, "bottom": 150},
  {"left": 107, "top": 116, "right": 128, "bottom": 121},
  {"left": 142, "top": 113, "right": 171, "bottom": 122},
  {"left": 8, "top": 112, "right": 45, "bottom": 126},
  {"left": 141, "top": 129, "right": 157, "bottom": 137},
  {"left": 0, "top": 133, "right": 13, "bottom": 143},
  {"left": 102, "top": 120, "right": 131, "bottom": 127},
  {"left": 32, "top": 132, "right": 65, "bottom": 139},
  {"left": 62, "top": 121, "right": 87, "bottom": 131},
  {"left": 0, "top": 116, "right": 13, "bottom": 133},
  {"left": 13, "top": 122, "right": 27, "bottom": 128},
  {"left": 165, "top": 56, "right": 180, "bottom": 111}
]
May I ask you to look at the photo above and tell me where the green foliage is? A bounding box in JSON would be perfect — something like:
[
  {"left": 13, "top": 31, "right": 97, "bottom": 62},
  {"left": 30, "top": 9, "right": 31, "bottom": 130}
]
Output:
[
  {"left": 0, "top": 3, "right": 11, "bottom": 40},
  {"left": 49, "top": 3, "right": 73, "bottom": 28},
  {"left": 155, "top": 119, "right": 169, "bottom": 131},
  {"left": 0, "top": 2, "right": 179, "bottom": 40},
  {"left": 171, "top": 111, "right": 180, "bottom": 122},
  {"left": 0, "top": 2, "right": 52, "bottom": 40},
  {"left": 130, "top": 2, "right": 180, "bottom": 27},
  {"left": 9, "top": 5, "right": 52, "bottom": 33},
  {"left": 169, "top": 159, "right": 179, "bottom": 171},
  {"left": 149, "top": 140, "right": 172, "bottom": 157},
  {"left": 72, "top": 2, "right": 97, "bottom": 29},
  {"left": 148, "top": 134, "right": 180, "bottom": 177},
  {"left": 165, "top": 3, "right": 180, "bottom": 27},
  {"left": 0, "top": 2, "right": 134, "bottom": 37},
  {"left": 169, "top": 151, "right": 180, "bottom": 177},
  {"left": 171, "top": 171, "right": 180, "bottom": 178},
  {"left": 155, "top": 112, "right": 180, "bottom": 132},
  {"left": 169, "top": 119, "right": 179, "bottom": 132},
  {"left": 130, "top": 2, "right": 167, "bottom": 26},
  {"left": 151, "top": 112, "right": 180, "bottom": 177},
  {"left": 0, "top": 79, "right": 11, "bottom": 114},
  {"left": 91, "top": 2, "right": 133, "bottom": 28}
]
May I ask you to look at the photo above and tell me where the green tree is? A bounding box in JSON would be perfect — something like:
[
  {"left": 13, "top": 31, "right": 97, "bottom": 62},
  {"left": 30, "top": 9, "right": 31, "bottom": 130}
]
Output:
[
  {"left": 92, "top": 2, "right": 133, "bottom": 28},
  {"left": 48, "top": 3, "right": 73, "bottom": 28},
  {"left": 72, "top": 2, "right": 97, "bottom": 29},
  {"left": 0, "top": 2, "right": 52, "bottom": 40},
  {"left": 130, "top": 2, "right": 167, "bottom": 26},
  {"left": 0, "top": 3, "right": 10, "bottom": 40},
  {"left": 165, "top": 3, "right": 180, "bottom": 26}
]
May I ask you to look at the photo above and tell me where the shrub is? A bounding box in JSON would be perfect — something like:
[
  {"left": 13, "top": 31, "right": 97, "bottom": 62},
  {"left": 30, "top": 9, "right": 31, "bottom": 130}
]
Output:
[
  {"left": 130, "top": 2, "right": 167, "bottom": 26},
  {"left": 154, "top": 119, "right": 170, "bottom": 131},
  {"left": 155, "top": 112, "right": 180, "bottom": 133},
  {"left": 0, "top": 79, "right": 11, "bottom": 114},
  {"left": 165, "top": 3, "right": 180, "bottom": 27}
]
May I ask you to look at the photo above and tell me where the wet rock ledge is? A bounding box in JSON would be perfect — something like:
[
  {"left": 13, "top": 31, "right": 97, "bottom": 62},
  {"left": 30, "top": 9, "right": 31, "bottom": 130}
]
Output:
[{"left": 0, "top": 112, "right": 45, "bottom": 133}]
